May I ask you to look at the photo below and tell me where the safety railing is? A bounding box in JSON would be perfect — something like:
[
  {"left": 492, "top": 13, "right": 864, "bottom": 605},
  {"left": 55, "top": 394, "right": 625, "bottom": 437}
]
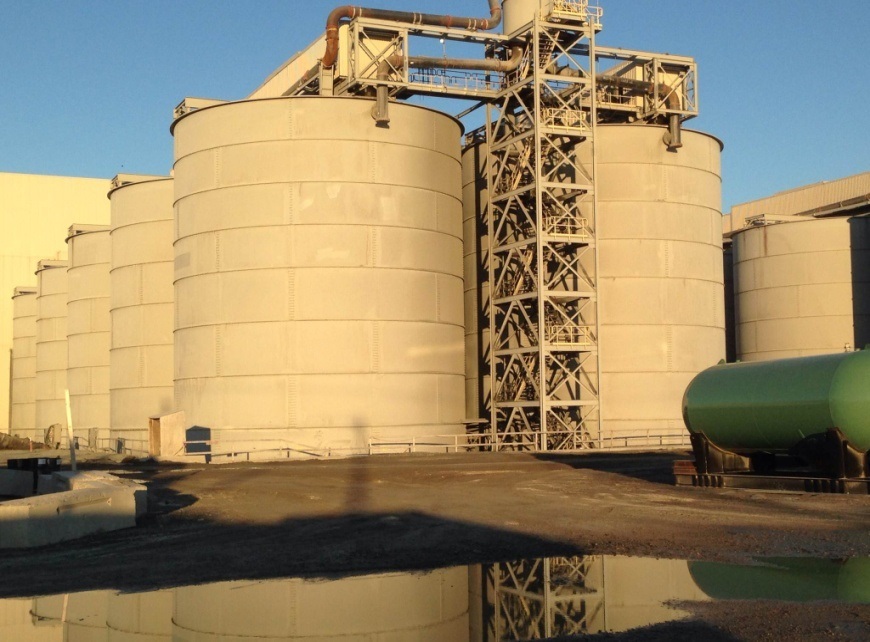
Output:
[
  {"left": 368, "top": 433, "right": 492, "bottom": 454},
  {"left": 370, "top": 429, "right": 691, "bottom": 454},
  {"left": 546, "top": 324, "right": 591, "bottom": 346},
  {"left": 489, "top": 429, "right": 691, "bottom": 451},
  {"left": 543, "top": 214, "right": 589, "bottom": 238},
  {"left": 408, "top": 68, "right": 501, "bottom": 95},
  {"left": 547, "top": 1, "right": 603, "bottom": 29},
  {"left": 552, "top": 0, "right": 589, "bottom": 17},
  {"left": 176, "top": 429, "right": 691, "bottom": 459},
  {"left": 542, "top": 107, "right": 590, "bottom": 133}
]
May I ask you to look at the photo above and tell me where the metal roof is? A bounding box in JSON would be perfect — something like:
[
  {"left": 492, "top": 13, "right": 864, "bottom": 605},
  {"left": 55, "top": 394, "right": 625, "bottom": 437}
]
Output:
[{"left": 729, "top": 171, "right": 870, "bottom": 224}]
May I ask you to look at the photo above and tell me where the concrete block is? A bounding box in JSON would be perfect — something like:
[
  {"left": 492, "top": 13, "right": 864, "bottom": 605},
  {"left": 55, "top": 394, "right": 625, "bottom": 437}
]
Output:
[
  {"left": 0, "top": 470, "right": 35, "bottom": 498},
  {"left": 36, "top": 474, "right": 61, "bottom": 495},
  {"left": 0, "top": 472, "right": 147, "bottom": 549}
]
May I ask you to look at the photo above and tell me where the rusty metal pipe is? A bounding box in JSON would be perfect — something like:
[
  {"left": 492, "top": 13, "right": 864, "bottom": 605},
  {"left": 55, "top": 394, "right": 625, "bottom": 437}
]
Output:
[
  {"left": 372, "top": 45, "right": 524, "bottom": 124},
  {"left": 322, "top": 1, "right": 503, "bottom": 69}
]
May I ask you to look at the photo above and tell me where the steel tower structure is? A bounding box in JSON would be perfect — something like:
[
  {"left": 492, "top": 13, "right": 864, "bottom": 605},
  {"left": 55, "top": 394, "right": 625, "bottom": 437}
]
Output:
[
  {"left": 481, "top": 555, "right": 605, "bottom": 638},
  {"left": 487, "top": 3, "right": 602, "bottom": 451},
  {"left": 245, "top": 0, "right": 699, "bottom": 453}
]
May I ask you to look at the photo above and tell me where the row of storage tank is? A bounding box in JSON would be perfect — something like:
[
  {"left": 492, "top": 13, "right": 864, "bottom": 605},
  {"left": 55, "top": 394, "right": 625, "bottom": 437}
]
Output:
[
  {"left": 11, "top": 180, "right": 174, "bottom": 451},
  {"left": 6, "top": 95, "right": 868, "bottom": 457},
  {"left": 11, "top": 98, "right": 471, "bottom": 455}
]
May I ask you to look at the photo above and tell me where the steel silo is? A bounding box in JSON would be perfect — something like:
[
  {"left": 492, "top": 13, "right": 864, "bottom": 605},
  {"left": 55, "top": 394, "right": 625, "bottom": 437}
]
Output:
[
  {"left": 172, "top": 569, "right": 469, "bottom": 641},
  {"left": 9, "top": 286, "right": 38, "bottom": 440},
  {"left": 732, "top": 216, "right": 870, "bottom": 361},
  {"left": 66, "top": 225, "right": 111, "bottom": 447},
  {"left": 172, "top": 97, "right": 465, "bottom": 459},
  {"left": 590, "top": 125, "right": 725, "bottom": 444},
  {"left": 109, "top": 176, "right": 175, "bottom": 453},
  {"left": 462, "top": 124, "right": 724, "bottom": 447},
  {"left": 107, "top": 590, "right": 172, "bottom": 642},
  {"left": 35, "top": 259, "right": 69, "bottom": 442},
  {"left": 461, "top": 141, "right": 490, "bottom": 422},
  {"left": 62, "top": 590, "right": 110, "bottom": 642}
]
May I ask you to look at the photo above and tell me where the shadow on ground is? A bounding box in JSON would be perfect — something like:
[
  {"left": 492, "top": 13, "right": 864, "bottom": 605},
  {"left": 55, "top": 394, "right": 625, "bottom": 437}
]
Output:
[
  {"left": 549, "top": 620, "right": 740, "bottom": 642},
  {"left": 0, "top": 508, "right": 583, "bottom": 598},
  {"left": 532, "top": 451, "right": 691, "bottom": 485}
]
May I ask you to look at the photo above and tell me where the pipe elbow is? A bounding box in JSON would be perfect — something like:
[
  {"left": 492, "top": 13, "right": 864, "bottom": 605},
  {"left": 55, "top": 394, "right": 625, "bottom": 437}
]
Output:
[
  {"left": 322, "top": 6, "right": 357, "bottom": 68},
  {"left": 487, "top": 7, "right": 503, "bottom": 30}
]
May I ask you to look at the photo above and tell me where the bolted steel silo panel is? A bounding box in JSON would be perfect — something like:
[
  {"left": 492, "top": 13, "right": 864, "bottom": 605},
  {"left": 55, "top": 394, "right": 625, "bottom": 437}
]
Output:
[
  {"left": 35, "top": 259, "right": 69, "bottom": 443},
  {"left": 62, "top": 590, "right": 110, "bottom": 642},
  {"left": 66, "top": 225, "right": 111, "bottom": 447},
  {"left": 172, "top": 568, "right": 469, "bottom": 640},
  {"left": 10, "top": 287, "right": 38, "bottom": 440},
  {"left": 733, "top": 216, "right": 870, "bottom": 361},
  {"left": 107, "top": 589, "right": 173, "bottom": 642},
  {"left": 585, "top": 125, "right": 725, "bottom": 444},
  {"left": 109, "top": 177, "right": 175, "bottom": 452},
  {"left": 172, "top": 97, "right": 465, "bottom": 459},
  {"left": 461, "top": 141, "right": 491, "bottom": 423}
]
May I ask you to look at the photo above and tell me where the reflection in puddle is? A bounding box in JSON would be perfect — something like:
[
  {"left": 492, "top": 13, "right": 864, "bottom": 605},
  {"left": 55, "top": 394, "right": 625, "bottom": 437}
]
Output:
[{"left": 1, "top": 556, "right": 866, "bottom": 641}]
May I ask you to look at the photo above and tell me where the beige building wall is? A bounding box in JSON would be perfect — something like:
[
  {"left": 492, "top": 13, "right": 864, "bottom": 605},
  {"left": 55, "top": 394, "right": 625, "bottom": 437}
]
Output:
[{"left": 1, "top": 172, "right": 110, "bottom": 434}]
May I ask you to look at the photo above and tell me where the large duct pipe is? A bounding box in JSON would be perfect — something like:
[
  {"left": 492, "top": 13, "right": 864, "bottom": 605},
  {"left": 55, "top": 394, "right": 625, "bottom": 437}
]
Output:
[
  {"left": 373, "top": 45, "right": 524, "bottom": 124},
  {"left": 322, "top": 1, "right": 503, "bottom": 69}
]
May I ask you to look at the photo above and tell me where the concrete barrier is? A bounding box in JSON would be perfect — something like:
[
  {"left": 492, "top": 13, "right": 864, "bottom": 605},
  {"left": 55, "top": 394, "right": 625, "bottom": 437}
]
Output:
[
  {"left": 0, "top": 470, "right": 35, "bottom": 498},
  {"left": 0, "top": 471, "right": 145, "bottom": 549}
]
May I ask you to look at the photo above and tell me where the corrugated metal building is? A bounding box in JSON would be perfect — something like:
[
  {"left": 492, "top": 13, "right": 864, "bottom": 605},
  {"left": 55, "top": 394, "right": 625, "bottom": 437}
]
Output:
[{"left": 723, "top": 171, "right": 870, "bottom": 233}]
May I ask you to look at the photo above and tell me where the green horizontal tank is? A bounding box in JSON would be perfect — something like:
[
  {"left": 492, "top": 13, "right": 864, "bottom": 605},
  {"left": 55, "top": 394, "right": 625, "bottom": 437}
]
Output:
[
  {"left": 688, "top": 558, "right": 870, "bottom": 604},
  {"left": 683, "top": 350, "right": 870, "bottom": 453}
]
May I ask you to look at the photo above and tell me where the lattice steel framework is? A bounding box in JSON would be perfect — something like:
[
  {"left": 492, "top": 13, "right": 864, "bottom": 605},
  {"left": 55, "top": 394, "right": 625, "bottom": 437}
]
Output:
[
  {"left": 276, "top": 2, "right": 701, "bottom": 453},
  {"left": 482, "top": 556, "right": 605, "bottom": 639},
  {"left": 487, "top": 5, "right": 602, "bottom": 451}
]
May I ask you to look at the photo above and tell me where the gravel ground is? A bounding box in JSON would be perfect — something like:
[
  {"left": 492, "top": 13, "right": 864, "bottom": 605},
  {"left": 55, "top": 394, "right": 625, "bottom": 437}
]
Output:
[{"left": 1, "top": 449, "right": 868, "bottom": 639}]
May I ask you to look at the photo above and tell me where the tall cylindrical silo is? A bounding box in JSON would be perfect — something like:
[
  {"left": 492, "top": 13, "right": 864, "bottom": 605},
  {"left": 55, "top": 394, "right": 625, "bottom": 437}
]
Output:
[
  {"left": 732, "top": 216, "right": 870, "bottom": 361},
  {"left": 461, "top": 125, "right": 723, "bottom": 447},
  {"left": 35, "top": 259, "right": 69, "bottom": 442},
  {"left": 171, "top": 97, "right": 465, "bottom": 459},
  {"left": 461, "top": 141, "right": 490, "bottom": 421},
  {"left": 591, "top": 125, "right": 724, "bottom": 444},
  {"left": 109, "top": 177, "right": 175, "bottom": 453},
  {"left": 107, "top": 590, "right": 172, "bottom": 642},
  {"left": 172, "top": 569, "right": 468, "bottom": 641},
  {"left": 10, "top": 286, "right": 38, "bottom": 440},
  {"left": 66, "top": 225, "right": 111, "bottom": 447}
]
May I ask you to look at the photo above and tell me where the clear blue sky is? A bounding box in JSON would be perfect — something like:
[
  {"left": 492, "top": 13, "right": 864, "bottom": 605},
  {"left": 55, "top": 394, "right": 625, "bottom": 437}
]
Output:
[{"left": 1, "top": 1, "right": 867, "bottom": 212}]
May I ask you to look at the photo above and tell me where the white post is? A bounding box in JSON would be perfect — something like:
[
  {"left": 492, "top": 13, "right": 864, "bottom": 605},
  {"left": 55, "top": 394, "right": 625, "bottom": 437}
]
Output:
[{"left": 64, "top": 389, "right": 76, "bottom": 472}]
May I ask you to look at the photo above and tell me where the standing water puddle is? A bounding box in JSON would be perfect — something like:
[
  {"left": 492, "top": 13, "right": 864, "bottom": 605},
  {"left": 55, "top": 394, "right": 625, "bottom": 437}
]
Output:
[{"left": 0, "top": 555, "right": 866, "bottom": 640}]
